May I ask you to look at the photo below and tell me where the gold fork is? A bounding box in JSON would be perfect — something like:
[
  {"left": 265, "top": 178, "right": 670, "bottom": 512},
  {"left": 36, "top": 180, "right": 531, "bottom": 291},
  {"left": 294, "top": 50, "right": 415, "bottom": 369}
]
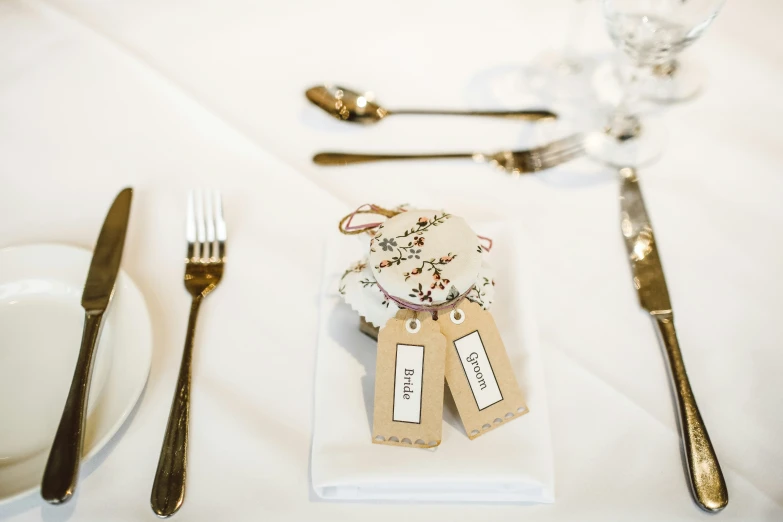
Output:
[
  {"left": 312, "top": 134, "right": 585, "bottom": 174},
  {"left": 151, "top": 190, "right": 226, "bottom": 518}
]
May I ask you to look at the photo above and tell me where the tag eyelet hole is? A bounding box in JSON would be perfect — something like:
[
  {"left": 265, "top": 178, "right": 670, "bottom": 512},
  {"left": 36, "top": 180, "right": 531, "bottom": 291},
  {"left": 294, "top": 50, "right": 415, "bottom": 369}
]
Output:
[
  {"left": 389, "top": 436, "right": 399, "bottom": 443},
  {"left": 470, "top": 429, "right": 480, "bottom": 437},
  {"left": 494, "top": 418, "right": 503, "bottom": 424},
  {"left": 428, "top": 440, "right": 437, "bottom": 447},
  {"left": 517, "top": 407, "right": 527, "bottom": 414},
  {"left": 505, "top": 412, "right": 514, "bottom": 419},
  {"left": 375, "top": 435, "right": 385, "bottom": 441},
  {"left": 450, "top": 308, "right": 465, "bottom": 324},
  {"left": 402, "top": 438, "right": 412, "bottom": 444},
  {"left": 405, "top": 318, "right": 421, "bottom": 334},
  {"left": 482, "top": 423, "right": 491, "bottom": 431},
  {"left": 415, "top": 439, "right": 425, "bottom": 445}
]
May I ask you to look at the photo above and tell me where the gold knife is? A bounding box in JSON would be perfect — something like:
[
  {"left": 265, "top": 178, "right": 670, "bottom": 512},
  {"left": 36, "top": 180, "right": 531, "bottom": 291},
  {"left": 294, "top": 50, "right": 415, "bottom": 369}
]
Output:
[
  {"left": 619, "top": 168, "right": 728, "bottom": 512},
  {"left": 41, "top": 187, "right": 133, "bottom": 504}
]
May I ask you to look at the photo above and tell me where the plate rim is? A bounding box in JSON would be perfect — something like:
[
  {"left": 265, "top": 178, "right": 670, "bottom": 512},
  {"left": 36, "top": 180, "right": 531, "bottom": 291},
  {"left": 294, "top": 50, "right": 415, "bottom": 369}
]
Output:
[{"left": 0, "top": 242, "right": 153, "bottom": 506}]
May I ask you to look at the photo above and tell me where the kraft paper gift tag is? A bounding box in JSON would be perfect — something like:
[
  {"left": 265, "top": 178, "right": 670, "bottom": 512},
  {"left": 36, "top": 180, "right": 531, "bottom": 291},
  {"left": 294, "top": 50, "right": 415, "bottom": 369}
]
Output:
[
  {"left": 339, "top": 206, "right": 525, "bottom": 444},
  {"left": 439, "top": 300, "right": 528, "bottom": 439},
  {"left": 372, "top": 310, "right": 446, "bottom": 449}
]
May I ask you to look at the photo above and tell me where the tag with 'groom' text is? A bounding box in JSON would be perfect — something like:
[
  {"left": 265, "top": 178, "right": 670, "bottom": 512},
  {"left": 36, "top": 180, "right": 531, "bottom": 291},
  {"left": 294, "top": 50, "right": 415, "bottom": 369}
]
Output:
[
  {"left": 440, "top": 300, "right": 527, "bottom": 439},
  {"left": 373, "top": 310, "right": 446, "bottom": 449}
]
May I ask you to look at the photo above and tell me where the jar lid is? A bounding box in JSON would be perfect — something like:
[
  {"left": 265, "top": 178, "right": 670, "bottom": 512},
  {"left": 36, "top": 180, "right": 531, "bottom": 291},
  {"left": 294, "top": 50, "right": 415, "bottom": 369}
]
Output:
[
  {"left": 369, "top": 210, "right": 482, "bottom": 307},
  {"left": 340, "top": 257, "right": 495, "bottom": 328}
]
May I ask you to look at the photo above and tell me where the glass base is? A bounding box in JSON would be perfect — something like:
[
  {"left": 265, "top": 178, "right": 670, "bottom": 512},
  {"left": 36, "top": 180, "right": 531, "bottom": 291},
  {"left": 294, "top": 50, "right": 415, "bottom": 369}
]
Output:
[
  {"left": 644, "top": 59, "right": 707, "bottom": 103},
  {"left": 585, "top": 112, "right": 665, "bottom": 168},
  {"left": 593, "top": 57, "right": 707, "bottom": 106}
]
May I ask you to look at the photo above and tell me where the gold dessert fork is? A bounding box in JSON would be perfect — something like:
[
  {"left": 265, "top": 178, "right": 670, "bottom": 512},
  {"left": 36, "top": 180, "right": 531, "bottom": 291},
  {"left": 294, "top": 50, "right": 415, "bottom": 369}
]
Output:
[
  {"left": 312, "top": 134, "right": 585, "bottom": 174},
  {"left": 151, "top": 190, "right": 226, "bottom": 518}
]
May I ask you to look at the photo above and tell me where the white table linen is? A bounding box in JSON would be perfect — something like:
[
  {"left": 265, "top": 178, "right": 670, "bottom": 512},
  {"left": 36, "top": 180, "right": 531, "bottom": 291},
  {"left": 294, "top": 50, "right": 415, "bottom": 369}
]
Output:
[{"left": 0, "top": 0, "right": 781, "bottom": 520}]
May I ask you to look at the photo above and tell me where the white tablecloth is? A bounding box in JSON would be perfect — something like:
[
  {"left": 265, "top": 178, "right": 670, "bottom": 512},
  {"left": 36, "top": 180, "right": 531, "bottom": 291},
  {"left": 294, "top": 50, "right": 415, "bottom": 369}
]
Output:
[{"left": 0, "top": 0, "right": 781, "bottom": 520}]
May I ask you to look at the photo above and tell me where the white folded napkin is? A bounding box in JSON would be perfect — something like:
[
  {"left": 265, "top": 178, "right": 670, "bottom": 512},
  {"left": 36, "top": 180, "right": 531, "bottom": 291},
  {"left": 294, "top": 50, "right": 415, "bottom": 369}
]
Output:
[{"left": 311, "top": 221, "right": 555, "bottom": 502}]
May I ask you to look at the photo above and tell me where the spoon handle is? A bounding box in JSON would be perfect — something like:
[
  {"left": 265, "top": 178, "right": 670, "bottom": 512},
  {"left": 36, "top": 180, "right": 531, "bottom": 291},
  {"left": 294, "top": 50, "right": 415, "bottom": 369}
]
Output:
[
  {"left": 391, "top": 109, "right": 556, "bottom": 120},
  {"left": 313, "top": 152, "right": 474, "bottom": 166}
]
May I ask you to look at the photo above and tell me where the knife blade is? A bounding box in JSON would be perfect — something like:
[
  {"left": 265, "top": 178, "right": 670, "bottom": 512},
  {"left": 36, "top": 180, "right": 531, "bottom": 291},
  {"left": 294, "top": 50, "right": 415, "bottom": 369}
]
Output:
[
  {"left": 41, "top": 187, "right": 133, "bottom": 504},
  {"left": 619, "top": 168, "right": 728, "bottom": 512},
  {"left": 82, "top": 188, "right": 133, "bottom": 311},
  {"left": 619, "top": 168, "right": 672, "bottom": 315}
]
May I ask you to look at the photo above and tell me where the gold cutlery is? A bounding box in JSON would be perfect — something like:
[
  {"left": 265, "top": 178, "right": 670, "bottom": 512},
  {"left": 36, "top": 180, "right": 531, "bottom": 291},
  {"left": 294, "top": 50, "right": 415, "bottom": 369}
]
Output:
[
  {"left": 619, "top": 167, "right": 728, "bottom": 512},
  {"left": 41, "top": 188, "right": 133, "bottom": 504},
  {"left": 151, "top": 190, "right": 226, "bottom": 518},
  {"left": 306, "top": 85, "right": 557, "bottom": 124},
  {"left": 313, "top": 134, "right": 584, "bottom": 174}
]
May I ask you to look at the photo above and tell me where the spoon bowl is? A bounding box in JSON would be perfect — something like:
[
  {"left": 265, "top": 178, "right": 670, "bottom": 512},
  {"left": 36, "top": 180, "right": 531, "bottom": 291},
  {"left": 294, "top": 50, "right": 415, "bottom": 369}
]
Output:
[{"left": 306, "top": 85, "right": 387, "bottom": 124}]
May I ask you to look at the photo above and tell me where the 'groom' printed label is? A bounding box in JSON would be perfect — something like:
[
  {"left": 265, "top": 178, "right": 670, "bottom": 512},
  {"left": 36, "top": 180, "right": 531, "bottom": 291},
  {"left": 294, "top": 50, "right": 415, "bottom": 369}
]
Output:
[
  {"left": 441, "top": 300, "right": 527, "bottom": 440},
  {"left": 454, "top": 331, "right": 502, "bottom": 410},
  {"left": 393, "top": 344, "right": 424, "bottom": 423}
]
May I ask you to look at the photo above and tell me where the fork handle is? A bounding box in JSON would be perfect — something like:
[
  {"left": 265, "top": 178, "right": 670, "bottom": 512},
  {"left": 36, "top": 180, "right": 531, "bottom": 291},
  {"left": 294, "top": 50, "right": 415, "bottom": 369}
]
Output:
[
  {"left": 654, "top": 315, "right": 728, "bottom": 512},
  {"left": 151, "top": 295, "right": 202, "bottom": 518},
  {"left": 313, "top": 152, "right": 474, "bottom": 166}
]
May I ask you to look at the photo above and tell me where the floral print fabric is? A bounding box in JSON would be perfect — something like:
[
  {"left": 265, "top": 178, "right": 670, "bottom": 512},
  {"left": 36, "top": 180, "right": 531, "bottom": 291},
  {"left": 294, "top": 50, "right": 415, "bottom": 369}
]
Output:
[
  {"left": 368, "top": 210, "right": 483, "bottom": 306},
  {"left": 339, "top": 257, "right": 496, "bottom": 328}
]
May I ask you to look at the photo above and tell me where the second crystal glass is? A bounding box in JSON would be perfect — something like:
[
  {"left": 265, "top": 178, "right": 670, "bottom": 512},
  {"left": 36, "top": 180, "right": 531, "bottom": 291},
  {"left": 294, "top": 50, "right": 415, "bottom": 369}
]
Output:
[{"left": 587, "top": 0, "right": 726, "bottom": 167}]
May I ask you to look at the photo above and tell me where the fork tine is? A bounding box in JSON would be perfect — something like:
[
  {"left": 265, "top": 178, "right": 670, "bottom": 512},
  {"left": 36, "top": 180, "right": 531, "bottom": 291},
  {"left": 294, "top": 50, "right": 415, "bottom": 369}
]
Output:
[
  {"left": 204, "top": 190, "right": 216, "bottom": 260},
  {"left": 194, "top": 189, "right": 206, "bottom": 261},
  {"left": 506, "top": 134, "right": 584, "bottom": 173},
  {"left": 186, "top": 190, "right": 197, "bottom": 260},
  {"left": 537, "top": 133, "right": 584, "bottom": 156},
  {"left": 540, "top": 141, "right": 586, "bottom": 169},
  {"left": 214, "top": 191, "right": 226, "bottom": 260},
  {"left": 540, "top": 140, "right": 584, "bottom": 161}
]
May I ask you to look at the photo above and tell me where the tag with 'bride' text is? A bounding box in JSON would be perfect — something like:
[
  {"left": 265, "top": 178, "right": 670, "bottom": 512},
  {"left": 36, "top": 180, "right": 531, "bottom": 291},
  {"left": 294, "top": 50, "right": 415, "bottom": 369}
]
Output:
[
  {"left": 372, "top": 310, "right": 446, "bottom": 449},
  {"left": 439, "top": 300, "right": 527, "bottom": 439}
]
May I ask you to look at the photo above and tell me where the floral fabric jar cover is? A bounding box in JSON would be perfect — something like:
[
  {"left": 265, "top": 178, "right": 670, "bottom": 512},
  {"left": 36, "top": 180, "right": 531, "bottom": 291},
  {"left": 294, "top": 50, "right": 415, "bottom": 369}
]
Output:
[{"left": 340, "top": 210, "right": 496, "bottom": 327}]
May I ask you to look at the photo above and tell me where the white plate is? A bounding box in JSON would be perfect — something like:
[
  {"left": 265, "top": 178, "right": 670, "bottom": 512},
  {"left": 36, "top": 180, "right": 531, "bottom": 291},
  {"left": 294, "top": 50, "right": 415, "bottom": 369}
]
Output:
[{"left": 0, "top": 244, "right": 152, "bottom": 505}]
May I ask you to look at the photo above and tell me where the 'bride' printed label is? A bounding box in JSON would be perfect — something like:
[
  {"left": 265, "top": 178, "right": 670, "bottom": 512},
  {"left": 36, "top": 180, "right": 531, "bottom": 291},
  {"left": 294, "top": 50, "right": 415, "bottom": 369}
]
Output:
[
  {"left": 393, "top": 344, "right": 425, "bottom": 423},
  {"left": 373, "top": 311, "right": 446, "bottom": 449}
]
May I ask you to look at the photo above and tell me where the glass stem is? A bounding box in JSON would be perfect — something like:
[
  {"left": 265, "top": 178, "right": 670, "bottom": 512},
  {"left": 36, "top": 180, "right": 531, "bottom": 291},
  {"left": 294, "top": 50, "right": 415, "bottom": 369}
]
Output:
[
  {"left": 607, "top": 61, "right": 644, "bottom": 141},
  {"left": 652, "top": 59, "right": 678, "bottom": 78}
]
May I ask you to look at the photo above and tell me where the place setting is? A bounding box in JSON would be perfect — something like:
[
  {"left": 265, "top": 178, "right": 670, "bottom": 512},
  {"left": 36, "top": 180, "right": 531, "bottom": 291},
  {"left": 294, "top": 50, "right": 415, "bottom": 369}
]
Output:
[
  {"left": 310, "top": 175, "right": 726, "bottom": 510},
  {"left": 0, "top": 188, "right": 227, "bottom": 517},
  {"left": 304, "top": 0, "right": 730, "bottom": 514},
  {"left": 2, "top": 0, "right": 771, "bottom": 518}
]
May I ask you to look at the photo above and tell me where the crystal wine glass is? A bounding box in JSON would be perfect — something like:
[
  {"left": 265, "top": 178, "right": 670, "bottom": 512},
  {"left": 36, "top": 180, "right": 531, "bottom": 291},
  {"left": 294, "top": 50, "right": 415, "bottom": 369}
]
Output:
[{"left": 587, "top": 0, "right": 726, "bottom": 167}]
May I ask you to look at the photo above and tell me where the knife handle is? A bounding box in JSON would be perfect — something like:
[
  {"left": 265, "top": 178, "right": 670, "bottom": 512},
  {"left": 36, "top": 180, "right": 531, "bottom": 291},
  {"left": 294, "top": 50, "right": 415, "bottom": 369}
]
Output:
[
  {"left": 653, "top": 315, "right": 728, "bottom": 512},
  {"left": 41, "top": 311, "right": 104, "bottom": 504}
]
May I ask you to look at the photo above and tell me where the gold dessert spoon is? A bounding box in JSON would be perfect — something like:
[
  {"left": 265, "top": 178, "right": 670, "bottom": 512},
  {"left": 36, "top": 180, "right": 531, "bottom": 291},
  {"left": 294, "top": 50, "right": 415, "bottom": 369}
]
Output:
[{"left": 306, "top": 85, "right": 557, "bottom": 124}]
